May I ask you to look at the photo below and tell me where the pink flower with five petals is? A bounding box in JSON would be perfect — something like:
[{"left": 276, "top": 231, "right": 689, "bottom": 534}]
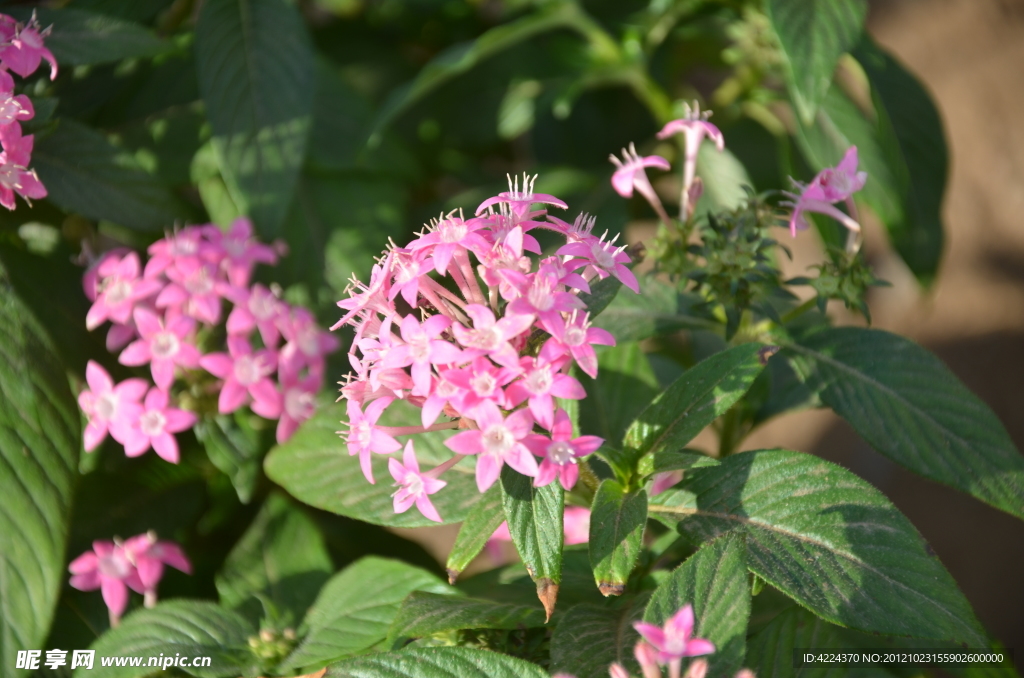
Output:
[
  {"left": 452, "top": 304, "right": 535, "bottom": 368},
  {"left": 445, "top": 400, "right": 537, "bottom": 492},
  {"left": 122, "top": 532, "right": 191, "bottom": 602},
  {"left": 77, "top": 361, "right": 147, "bottom": 452},
  {"left": 389, "top": 440, "right": 447, "bottom": 523},
  {"left": 68, "top": 541, "right": 143, "bottom": 622},
  {"left": 523, "top": 409, "right": 603, "bottom": 489},
  {"left": 344, "top": 397, "right": 401, "bottom": 483},
  {"left": 633, "top": 604, "right": 716, "bottom": 669},
  {"left": 505, "top": 356, "right": 584, "bottom": 430},
  {"left": 118, "top": 307, "right": 201, "bottom": 390},
  {"left": 85, "top": 252, "right": 162, "bottom": 330},
  {"left": 112, "top": 388, "right": 197, "bottom": 463},
  {"left": 382, "top": 314, "right": 462, "bottom": 396},
  {"left": 541, "top": 311, "right": 616, "bottom": 378},
  {"left": 199, "top": 336, "right": 280, "bottom": 417}
]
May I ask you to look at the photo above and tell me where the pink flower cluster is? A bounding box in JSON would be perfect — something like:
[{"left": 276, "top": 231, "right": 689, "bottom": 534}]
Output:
[
  {"left": 785, "top": 146, "right": 867, "bottom": 237},
  {"left": 0, "top": 12, "right": 56, "bottom": 210},
  {"left": 335, "top": 175, "right": 639, "bottom": 522},
  {"left": 80, "top": 218, "right": 338, "bottom": 461},
  {"left": 68, "top": 532, "right": 190, "bottom": 626}
]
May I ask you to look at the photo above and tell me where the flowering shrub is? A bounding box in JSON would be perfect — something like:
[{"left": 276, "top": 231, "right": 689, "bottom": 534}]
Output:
[{"left": 0, "top": 3, "right": 1021, "bottom": 678}]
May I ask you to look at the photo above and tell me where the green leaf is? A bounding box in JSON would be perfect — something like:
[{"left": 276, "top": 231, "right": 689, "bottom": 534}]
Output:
[
  {"left": 854, "top": 36, "right": 947, "bottom": 284},
  {"left": 589, "top": 480, "right": 647, "bottom": 596},
  {"left": 7, "top": 7, "right": 169, "bottom": 66},
  {"left": 264, "top": 399, "right": 482, "bottom": 528},
  {"left": 445, "top": 485, "right": 504, "bottom": 583},
  {"left": 548, "top": 596, "right": 647, "bottom": 678},
  {"left": 500, "top": 466, "right": 563, "bottom": 620},
  {"left": 388, "top": 591, "right": 546, "bottom": 643},
  {"left": 766, "top": 0, "right": 868, "bottom": 122},
  {"left": 578, "top": 275, "right": 623, "bottom": 319},
  {"left": 324, "top": 646, "right": 548, "bottom": 678},
  {"left": 695, "top": 144, "right": 754, "bottom": 213},
  {"left": 195, "top": 0, "right": 315, "bottom": 235},
  {"left": 578, "top": 342, "right": 659, "bottom": 448},
  {"left": 216, "top": 493, "right": 332, "bottom": 624},
  {"left": 645, "top": 533, "right": 751, "bottom": 677},
  {"left": 80, "top": 601, "right": 256, "bottom": 678},
  {"left": 621, "top": 343, "right": 768, "bottom": 464},
  {"left": 282, "top": 557, "right": 449, "bottom": 670},
  {"left": 594, "top": 277, "right": 717, "bottom": 343},
  {"left": 648, "top": 449, "right": 987, "bottom": 645},
  {"left": 33, "top": 119, "right": 192, "bottom": 231},
  {"left": 368, "top": 2, "right": 583, "bottom": 143},
  {"left": 638, "top": 449, "right": 719, "bottom": 479},
  {"left": 195, "top": 412, "right": 270, "bottom": 504},
  {"left": 0, "top": 281, "right": 79, "bottom": 678},
  {"left": 785, "top": 327, "right": 1024, "bottom": 521}
]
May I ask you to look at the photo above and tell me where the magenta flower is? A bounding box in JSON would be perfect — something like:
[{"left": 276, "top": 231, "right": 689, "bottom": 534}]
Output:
[
  {"left": 333, "top": 256, "right": 394, "bottom": 330},
  {"left": 445, "top": 356, "right": 518, "bottom": 416},
  {"left": 524, "top": 409, "right": 603, "bottom": 489},
  {"left": 452, "top": 303, "right": 535, "bottom": 368},
  {"left": 112, "top": 388, "right": 197, "bottom": 464},
  {"left": 503, "top": 268, "right": 584, "bottom": 324},
  {"left": 277, "top": 373, "right": 319, "bottom": 443},
  {"left": 143, "top": 228, "right": 207, "bottom": 279},
  {"left": 556, "top": 232, "right": 639, "bottom": 294},
  {"left": 203, "top": 217, "right": 278, "bottom": 287},
  {"left": 0, "top": 70, "right": 33, "bottom": 126},
  {"left": 808, "top": 146, "right": 867, "bottom": 203},
  {"left": 343, "top": 397, "right": 401, "bottom": 483},
  {"left": 541, "top": 311, "right": 616, "bottom": 378},
  {"left": 118, "top": 307, "right": 200, "bottom": 390},
  {"left": 85, "top": 252, "right": 161, "bottom": 330},
  {"left": 157, "top": 260, "right": 224, "bottom": 325},
  {"left": 445, "top": 400, "right": 537, "bottom": 492},
  {"left": 505, "top": 356, "right": 584, "bottom": 430},
  {"left": 226, "top": 283, "right": 284, "bottom": 347},
  {"left": 388, "top": 248, "right": 434, "bottom": 307},
  {"left": 389, "top": 440, "right": 447, "bottom": 523},
  {"left": 476, "top": 173, "right": 568, "bottom": 217},
  {"left": 68, "top": 541, "right": 143, "bottom": 624},
  {"left": 122, "top": 532, "right": 191, "bottom": 605},
  {"left": 0, "top": 13, "right": 57, "bottom": 80},
  {"left": 383, "top": 314, "right": 462, "bottom": 396},
  {"left": 199, "top": 336, "right": 280, "bottom": 417},
  {"left": 657, "top": 102, "right": 725, "bottom": 219},
  {"left": 77, "top": 361, "right": 147, "bottom": 452},
  {"left": 419, "top": 370, "right": 464, "bottom": 428},
  {"left": 609, "top": 143, "right": 672, "bottom": 225},
  {"left": 279, "top": 307, "right": 341, "bottom": 380},
  {"left": 786, "top": 146, "right": 866, "bottom": 237},
  {"left": 408, "top": 215, "right": 490, "bottom": 276},
  {"left": 633, "top": 604, "right": 716, "bottom": 669}
]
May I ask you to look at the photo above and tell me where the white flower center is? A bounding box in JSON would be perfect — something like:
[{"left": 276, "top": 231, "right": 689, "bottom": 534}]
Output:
[
  {"left": 250, "top": 292, "right": 278, "bottom": 320},
  {"left": 523, "top": 365, "right": 552, "bottom": 395},
  {"left": 481, "top": 424, "right": 514, "bottom": 457},
  {"left": 527, "top": 278, "right": 555, "bottom": 311},
  {"left": 563, "top": 325, "right": 587, "bottom": 347},
  {"left": 408, "top": 333, "right": 432, "bottom": 363},
  {"left": 151, "top": 331, "right": 180, "bottom": 360},
  {"left": 171, "top": 236, "right": 198, "bottom": 257},
  {"left": 591, "top": 243, "right": 617, "bottom": 269},
  {"left": 95, "top": 393, "right": 118, "bottom": 421},
  {"left": 404, "top": 474, "right": 425, "bottom": 496},
  {"left": 139, "top": 410, "right": 166, "bottom": 437},
  {"left": 285, "top": 389, "right": 315, "bottom": 420},
  {"left": 546, "top": 440, "right": 575, "bottom": 465},
  {"left": 185, "top": 268, "right": 214, "bottom": 295},
  {"left": 466, "top": 326, "right": 502, "bottom": 351},
  {"left": 0, "top": 98, "right": 22, "bottom": 125},
  {"left": 470, "top": 371, "right": 496, "bottom": 396},
  {"left": 299, "top": 327, "right": 320, "bottom": 356},
  {"left": 98, "top": 552, "right": 131, "bottom": 579},
  {"left": 234, "top": 354, "right": 264, "bottom": 386},
  {"left": 439, "top": 221, "right": 467, "bottom": 244},
  {"left": 350, "top": 421, "right": 373, "bottom": 449},
  {"left": 105, "top": 279, "right": 132, "bottom": 306}
]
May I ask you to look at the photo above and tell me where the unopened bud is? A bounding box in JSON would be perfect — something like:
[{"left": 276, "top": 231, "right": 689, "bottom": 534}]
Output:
[
  {"left": 609, "top": 662, "right": 631, "bottom": 678},
  {"left": 684, "top": 659, "right": 708, "bottom": 678}
]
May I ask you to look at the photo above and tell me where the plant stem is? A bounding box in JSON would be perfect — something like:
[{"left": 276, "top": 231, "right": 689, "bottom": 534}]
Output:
[{"left": 779, "top": 297, "right": 818, "bottom": 324}]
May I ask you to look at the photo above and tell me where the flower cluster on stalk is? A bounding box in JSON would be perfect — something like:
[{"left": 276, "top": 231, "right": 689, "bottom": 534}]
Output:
[
  {"left": 68, "top": 532, "right": 190, "bottom": 627},
  {"left": 0, "top": 12, "right": 56, "bottom": 209},
  {"left": 334, "top": 175, "right": 639, "bottom": 522},
  {"left": 79, "top": 218, "right": 338, "bottom": 462}
]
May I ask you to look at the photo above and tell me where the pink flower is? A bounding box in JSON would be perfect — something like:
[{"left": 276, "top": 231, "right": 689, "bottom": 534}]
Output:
[
  {"left": 452, "top": 304, "right": 534, "bottom": 368},
  {"left": 199, "top": 336, "right": 280, "bottom": 417},
  {"left": 524, "top": 409, "right": 602, "bottom": 489},
  {"left": 445, "top": 356, "right": 517, "bottom": 416},
  {"left": 77, "top": 361, "right": 147, "bottom": 452},
  {"left": 383, "top": 314, "right": 462, "bottom": 396},
  {"left": 112, "top": 388, "right": 197, "bottom": 463},
  {"left": 657, "top": 102, "right": 725, "bottom": 219},
  {"left": 808, "top": 146, "right": 867, "bottom": 203},
  {"left": 118, "top": 307, "right": 201, "bottom": 390},
  {"left": 541, "top": 311, "right": 615, "bottom": 378},
  {"left": 785, "top": 146, "right": 866, "bottom": 237},
  {"left": 276, "top": 373, "right": 319, "bottom": 443},
  {"left": 389, "top": 440, "right": 447, "bottom": 522},
  {"left": 502, "top": 268, "right": 584, "bottom": 324},
  {"left": 143, "top": 228, "right": 207, "bottom": 279},
  {"left": 445, "top": 400, "right": 538, "bottom": 491},
  {"left": 280, "top": 307, "right": 340, "bottom": 379},
  {"left": 333, "top": 255, "right": 394, "bottom": 330},
  {"left": 226, "top": 283, "right": 284, "bottom": 347},
  {"left": 85, "top": 252, "right": 161, "bottom": 330},
  {"left": 0, "top": 14, "right": 57, "bottom": 80},
  {"left": 408, "top": 215, "right": 490, "bottom": 276},
  {"left": 419, "top": 370, "right": 464, "bottom": 428},
  {"left": 505, "top": 356, "right": 584, "bottom": 430},
  {"left": 609, "top": 143, "right": 671, "bottom": 224},
  {"left": 343, "top": 397, "right": 401, "bottom": 483},
  {"left": 203, "top": 218, "right": 278, "bottom": 287},
  {"left": 633, "top": 604, "right": 716, "bottom": 668},
  {"left": 157, "top": 260, "right": 224, "bottom": 324},
  {"left": 476, "top": 173, "right": 568, "bottom": 217},
  {"left": 68, "top": 541, "right": 142, "bottom": 622},
  {"left": 563, "top": 506, "right": 591, "bottom": 545},
  {"left": 388, "top": 248, "right": 434, "bottom": 307},
  {"left": 0, "top": 72, "right": 33, "bottom": 126},
  {"left": 557, "top": 232, "right": 639, "bottom": 293},
  {"left": 122, "top": 532, "right": 191, "bottom": 604}
]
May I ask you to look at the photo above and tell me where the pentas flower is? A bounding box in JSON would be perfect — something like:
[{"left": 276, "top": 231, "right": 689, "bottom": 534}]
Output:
[
  {"left": 80, "top": 223, "right": 335, "bottom": 463},
  {"left": 334, "top": 175, "right": 641, "bottom": 521},
  {"left": 657, "top": 101, "right": 725, "bottom": 220},
  {"left": 389, "top": 440, "right": 448, "bottom": 522},
  {"left": 0, "top": 13, "right": 58, "bottom": 80},
  {"left": 122, "top": 531, "right": 192, "bottom": 607},
  {"left": 524, "top": 409, "right": 603, "bottom": 490},
  {"left": 785, "top": 146, "right": 866, "bottom": 237},
  {"left": 609, "top": 143, "right": 672, "bottom": 226},
  {"left": 634, "top": 604, "right": 716, "bottom": 678}
]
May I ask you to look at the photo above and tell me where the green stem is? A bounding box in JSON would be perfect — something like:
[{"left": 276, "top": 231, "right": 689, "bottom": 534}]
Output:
[
  {"left": 780, "top": 297, "right": 818, "bottom": 325},
  {"left": 717, "top": 406, "right": 744, "bottom": 458}
]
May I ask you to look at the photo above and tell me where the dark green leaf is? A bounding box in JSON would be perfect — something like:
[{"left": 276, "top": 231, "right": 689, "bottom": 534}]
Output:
[
  {"left": 500, "top": 466, "right": 563, "bottom": 619},
  {"left": 621, "top": 343, "right": 768, "bottom": 464},
  {"left": 594, "top": 277, "right": 716, "bottom": 343},
  {"left": 854, "top": 36, "right": 947, "bottom": 284},
  {"left": 7, "top": 7, "right": 168, "bottom": 66},
  {"left": 264, "top": 399, "right": 482, "bottom": 528},
  {"left": 388, "top": 591, "right": 545, "bottom": 643},
  {"left": 589, "top": 480, "right": 647, "bottom": 596},
  {"left": 445, "top": 485, "right": 504, "bottom": 583},
  {"left": 79, "top": 601, "right": 256, "bottom": 678},
  {"left": 638, "top": 449, "right": 719, "bottom": 479},
  {"left": 548, "top": 596, "right": 647, "bottom": 678},
  {"left": 33, "top": 119, "right": 192, "bottom": 231},
  {"left": 282, "top": 557, "right": 449, "bottom": 670},
  {"left": 579, "top": 342, "right": 659, "bottom": 448},
  {"left": 578, "top": 275, "right": 623, "bottom": 319},
  {"left": 195, "top": 413, "right": 270, "bottom": 504},
  {"left": 645, "top": 533, "right": 751, "bottom": 677},
  {"left": 0, "top": 281, "right": 79, "bottom": 678},
  {"left": 195, "top": 0, "right": 314, "bottom": 235},
  {"left": 766, "top": 0, "right": 868, "bottom": 122},
  {"left": 216, "top": 493, "right": 332, "bottom": 624},
  {"left": 785, "top": 327, "right": 1024, "bottom": 520},
  {"left": 648, "top": 449, "right": 987, "bottom": 645},
  {"left": 324, "top": 646, "right": 548, "bottom": 678}
]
